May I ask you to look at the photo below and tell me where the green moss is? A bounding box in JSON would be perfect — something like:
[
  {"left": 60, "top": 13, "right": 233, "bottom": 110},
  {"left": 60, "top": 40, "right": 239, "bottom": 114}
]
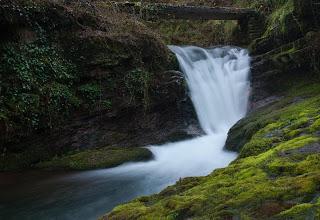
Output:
[
  {"left": 35, "top": 147, "right": 153, "bottom": 170},
  {"left": 277, "top": 203, "right": 317, "bottom": 219},
  {"left": 105, "top": 201, "right": 149, "bottom": 220},
  {"left": 239, "top": 137, "right": 275, "bottom": 158},
  {"left": 310, "top": 118, "right": 320, "bottom": 133},
  {"left": 227, "top": 82, "right": 320, "bottom": 154}
]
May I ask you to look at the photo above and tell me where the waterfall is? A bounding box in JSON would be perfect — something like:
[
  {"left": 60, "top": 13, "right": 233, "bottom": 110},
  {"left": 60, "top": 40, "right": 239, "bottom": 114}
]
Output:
[
  {"left": 169, "top": 46, "right": 250, "bottom": 134},
  {"left": 142, "top": 46, "right": 250, "bottom": 178},
  {"left": 2, "top": 46, "right": 251, "bottom": 220}
]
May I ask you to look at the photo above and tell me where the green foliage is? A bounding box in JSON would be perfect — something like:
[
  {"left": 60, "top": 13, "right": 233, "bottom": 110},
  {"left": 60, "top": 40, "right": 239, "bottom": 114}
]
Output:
[
  {"left": 0, "top": 42, "right": 78, "bottom": 133},
  {"left": 124, "top": 68, "right": 152, "bottom": 109},
  {"left": 0, "top": 0, "right": 175, "bottom": 171},
  {"left": 77, "top": 83, "right": 113, "bottom": 110},
  {"left": 236, "top": 0, "right": 300, "bottom": 40},
  {"left": 233, "top": 0, "right": 292, "bottom": 11},
  {"left": 78, "top": 83, "right": 101, "bottom": 102},
  {"left": 263, "top": 0, "right": 295, "bottom": 37},
  {"left": 101, "top": 99, "right": 112, "bottom": 110}
]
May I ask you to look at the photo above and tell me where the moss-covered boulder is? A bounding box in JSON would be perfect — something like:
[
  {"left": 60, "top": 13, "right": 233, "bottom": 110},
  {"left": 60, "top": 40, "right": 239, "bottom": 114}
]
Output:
[{"left": 35, "top": 147, "right": 153, "bottom": 170}]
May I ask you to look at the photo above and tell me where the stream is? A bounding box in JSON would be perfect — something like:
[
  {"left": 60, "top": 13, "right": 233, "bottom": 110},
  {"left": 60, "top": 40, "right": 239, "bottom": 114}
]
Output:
[{"left": 0, "top": 46, "right": 250, "bottom": 220}]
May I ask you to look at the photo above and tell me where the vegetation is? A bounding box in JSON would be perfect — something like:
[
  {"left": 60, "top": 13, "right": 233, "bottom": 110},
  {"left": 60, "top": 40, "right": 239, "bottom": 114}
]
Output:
[
  {"left": 147, "top": 20, "right": 238, "bottom": 47},
  {"left": 124, "top": 68, "right": 152, "bottom": 109},
  {"left": 36, "top": 147, "right": 153, "bottom": 170},
  {"left": 0, "top": 42, "right": 79, "bottom": 136},
  {"left": 124, "top": 0, "right": 306, "bottom": 47}
]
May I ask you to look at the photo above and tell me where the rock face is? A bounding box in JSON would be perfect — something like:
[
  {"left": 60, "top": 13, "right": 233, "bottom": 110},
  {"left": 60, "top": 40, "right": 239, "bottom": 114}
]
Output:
[{"left": 0, "top": 0, "right": 200, "bottom": 170}]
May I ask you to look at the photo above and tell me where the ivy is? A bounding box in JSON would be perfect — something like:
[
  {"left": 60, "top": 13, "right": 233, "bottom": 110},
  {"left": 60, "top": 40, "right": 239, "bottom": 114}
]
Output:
[
  {"left": 77, "top": 83, "right": 112, "bottom": 111},
  {"left": 124, "top": 68, "right": 151, "bottom": 109},
  {"left": 0, "top": 42, "right": 78, "bottom": 133},
  {"left": 78, "top": 83, "right": 101, "bottom": 102}
]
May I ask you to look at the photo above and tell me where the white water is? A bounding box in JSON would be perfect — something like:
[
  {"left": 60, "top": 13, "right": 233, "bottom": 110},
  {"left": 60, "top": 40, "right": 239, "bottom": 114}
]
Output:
[
  {"left": 0, "top": 46, "right": 251, "bottom": 220},
  {"left": 170, "top": 46, "right": 250, "bottom": 134},
  {"left": 140, "top": 45, "right": 250, "bottom": 180}
]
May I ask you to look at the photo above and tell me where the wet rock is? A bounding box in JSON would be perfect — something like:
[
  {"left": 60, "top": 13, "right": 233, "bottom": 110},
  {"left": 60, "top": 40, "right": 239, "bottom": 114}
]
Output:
[{"left": 279, "top": 143, "right": 320, "bottom": 157}]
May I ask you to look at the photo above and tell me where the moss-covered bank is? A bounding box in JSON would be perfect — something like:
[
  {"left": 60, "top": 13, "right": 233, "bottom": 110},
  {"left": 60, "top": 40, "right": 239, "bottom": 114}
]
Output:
[{"left": 35, "top": 147, "right": 152, "bottom": 170}]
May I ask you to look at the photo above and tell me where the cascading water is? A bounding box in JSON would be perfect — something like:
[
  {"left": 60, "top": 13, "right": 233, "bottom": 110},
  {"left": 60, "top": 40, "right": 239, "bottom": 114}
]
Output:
[
  {"left": 169, "top": 46, "right": 250, "bottom": 134},
  {"left": 144, "top": 46, "right": 250, "bottom": 178},
  {"left": 0, "top": 46, "right": 250, "bottom": 220}
]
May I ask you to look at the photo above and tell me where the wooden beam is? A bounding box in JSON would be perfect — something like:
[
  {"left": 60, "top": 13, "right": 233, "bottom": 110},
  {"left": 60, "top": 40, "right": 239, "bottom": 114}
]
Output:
[{"left": 110, "top": 2, "right": 257, "bottom": 21}]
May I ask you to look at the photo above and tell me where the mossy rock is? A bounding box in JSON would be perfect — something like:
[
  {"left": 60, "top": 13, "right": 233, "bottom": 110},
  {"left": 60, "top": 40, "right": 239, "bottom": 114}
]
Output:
[
  {"left": 35, "top": 147, "right": 153, "bottom": 170},
  {"left": 165, "top": 131, "right": 195, "bottom": 143},
  {"left": 227, "top": 82, "right": 320, "bottom": 154}
]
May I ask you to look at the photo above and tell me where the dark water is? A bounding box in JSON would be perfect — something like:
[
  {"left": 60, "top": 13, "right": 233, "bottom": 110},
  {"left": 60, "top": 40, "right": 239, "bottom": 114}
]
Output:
[{"left": 0, "top": 167, "right": 165, "bottom": 220}]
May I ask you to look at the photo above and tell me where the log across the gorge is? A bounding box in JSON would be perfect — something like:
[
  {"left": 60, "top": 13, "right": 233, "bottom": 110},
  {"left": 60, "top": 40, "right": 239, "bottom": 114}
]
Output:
[
  {"left": 110, "top": 2, "right": 264, "bottom": 41},
  {"left": 111, "top": 2, "right": 257, "bottom": 20}
]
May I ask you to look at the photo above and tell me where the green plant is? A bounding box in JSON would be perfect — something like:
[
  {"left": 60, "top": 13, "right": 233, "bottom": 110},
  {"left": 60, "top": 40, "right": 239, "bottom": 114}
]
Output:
[
  {"left": 0, "top": 42, "right": 78, "bottom": 135},
  {"left": 78, "top": 83, "right": 101, "bottom": 102},
  {"left": 124, "top": 68, "right": 152, "bottom": 109}
]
